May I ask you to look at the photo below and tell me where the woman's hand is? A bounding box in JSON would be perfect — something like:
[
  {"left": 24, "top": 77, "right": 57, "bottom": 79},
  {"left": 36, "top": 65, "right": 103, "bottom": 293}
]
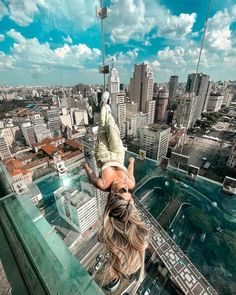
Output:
[
  {"left": 82, "top": 161, "right": 89, "bottom": 169},
  {"left": 128, "top": 157, "right": 135, "bottom": 164},
  {"left": 82, "top": 161, "right": 91, "bottom": 174}
]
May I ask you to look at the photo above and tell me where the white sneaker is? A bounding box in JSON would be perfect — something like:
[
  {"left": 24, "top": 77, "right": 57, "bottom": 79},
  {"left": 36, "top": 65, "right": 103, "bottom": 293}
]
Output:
[{"left": 100, "top": 91, "right": 110, "bottom": 106}]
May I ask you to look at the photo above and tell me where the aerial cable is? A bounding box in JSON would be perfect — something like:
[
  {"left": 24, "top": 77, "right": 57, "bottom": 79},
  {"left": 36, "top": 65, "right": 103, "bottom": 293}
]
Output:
[{"left": 181, "top": 0, "right": 213, "bottom": 154}]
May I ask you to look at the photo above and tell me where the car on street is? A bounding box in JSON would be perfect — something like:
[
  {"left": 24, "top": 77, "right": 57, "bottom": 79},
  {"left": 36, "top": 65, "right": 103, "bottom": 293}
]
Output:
[
  {"left": 96, "top": 254, "right": 103, "bottom": 261},
  {"left": 94, "top": 261, "right": 102, "bottom": 271}
]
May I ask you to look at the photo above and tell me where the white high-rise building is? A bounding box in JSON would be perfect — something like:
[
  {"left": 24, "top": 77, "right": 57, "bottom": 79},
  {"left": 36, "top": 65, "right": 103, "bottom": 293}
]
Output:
[
  {"left": 0, "top": 136, "right": 11, "bottom": 160},
  {"left": 108, "top": 67, "right": 126, "bottom": 138},
  {"left": 54, "top": 188, "right": 98, "bottom": 235},
  {"left": 129, "top": 63, "right": 154, "bottom": 123},
  {"left": 21, "top": 122, "right": 37, "bottom": 147},
  {"left": 83, "top": 134, "right": 109, "bottom": 218},
  {"left": 140, "top": 124, "right": 171, "bottom": 161},
  {"left": 108, "top": 66, "right": 120, "bottom": 94},
  {"left": 110, "top": 92, "right": 126, "bottom": 139},
  {"left": 146, "top": 100, "right": 156, "bottom": 124}
]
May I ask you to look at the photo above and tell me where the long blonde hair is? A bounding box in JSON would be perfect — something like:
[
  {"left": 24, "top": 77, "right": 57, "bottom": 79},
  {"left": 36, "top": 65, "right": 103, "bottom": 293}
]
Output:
[{"left": 98, "top": 192, "right": 149, "bottom": 292}]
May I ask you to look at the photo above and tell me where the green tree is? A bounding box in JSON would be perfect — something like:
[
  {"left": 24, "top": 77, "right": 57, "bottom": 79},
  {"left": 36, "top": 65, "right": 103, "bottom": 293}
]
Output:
[{"left": 185, "top": 207, "right": 213, "bottom": 233}]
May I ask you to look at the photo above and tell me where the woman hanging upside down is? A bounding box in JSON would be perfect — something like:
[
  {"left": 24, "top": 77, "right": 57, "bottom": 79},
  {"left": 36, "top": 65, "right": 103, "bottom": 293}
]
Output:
[{"left": 83, "top": 91, "right": 149, "bottom": 292}]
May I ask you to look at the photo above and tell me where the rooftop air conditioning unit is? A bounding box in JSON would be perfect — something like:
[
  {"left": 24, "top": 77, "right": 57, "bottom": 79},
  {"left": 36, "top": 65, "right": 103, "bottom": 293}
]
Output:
[{"left": 13, "top": 180, "right": 29, "bottom": 196}]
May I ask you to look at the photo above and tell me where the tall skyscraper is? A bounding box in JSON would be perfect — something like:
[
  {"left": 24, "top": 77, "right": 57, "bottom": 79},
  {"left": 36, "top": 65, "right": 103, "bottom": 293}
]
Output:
[
  {"left": 154, "top": 90, "right": 169, "bottom": 123},
  {"left": 109, "top": 66, "right": 126, "bottom": 138},
  {"left": 129, "top": 63, "right": 154, "bottom": 123},
  {"left": 186, "top": 73, "right": 210, "bottom": 124},
  {"left": 169, "top": 75, "right": 178, "bottom": 101},
  {"left": 146, "top": 100, "right": 156, "bottom": 124},
  {"left": 108, "top": 66, "right": 120, "bottom": 94},
  {"left": 140, "top": 124, "right": 170, "bottom": 161},
  {"left": 110, "top": 92, "right": 126, "bottom": 139},
  {"left": 175, "top": 94, "right": 194, "bottom": 129},
  {"left": 203, "top": 81, "right": 212, "bottom": 112}
]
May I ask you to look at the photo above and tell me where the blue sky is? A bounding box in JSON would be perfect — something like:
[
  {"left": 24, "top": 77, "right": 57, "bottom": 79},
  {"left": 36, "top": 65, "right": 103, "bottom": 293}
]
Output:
[{"left": 0, "top": 0, "right": 236, "bottom": 85}]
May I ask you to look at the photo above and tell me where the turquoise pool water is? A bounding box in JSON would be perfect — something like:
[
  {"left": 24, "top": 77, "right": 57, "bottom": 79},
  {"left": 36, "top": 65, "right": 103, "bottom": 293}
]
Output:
[{"left": 135, "top": 171, "right": 236, "bottom": 295}]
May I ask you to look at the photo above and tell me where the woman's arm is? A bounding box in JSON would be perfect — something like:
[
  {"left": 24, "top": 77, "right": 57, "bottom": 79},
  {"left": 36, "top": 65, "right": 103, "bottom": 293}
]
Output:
[
  {"left": 82, "top": 162, "right": 107, "bottom": 191},
  {"left": 127, "top": 157, "right": 136, "bottom": 189}
]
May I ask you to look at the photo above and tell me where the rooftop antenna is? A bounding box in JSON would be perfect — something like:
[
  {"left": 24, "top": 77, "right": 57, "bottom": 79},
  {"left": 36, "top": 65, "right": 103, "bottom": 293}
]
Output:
[
  {"left": 111, "top": 57, "right": 115, "bottom": 69},
  {"left": 96, "top": 0, "right": 109, "bottom": 91}
]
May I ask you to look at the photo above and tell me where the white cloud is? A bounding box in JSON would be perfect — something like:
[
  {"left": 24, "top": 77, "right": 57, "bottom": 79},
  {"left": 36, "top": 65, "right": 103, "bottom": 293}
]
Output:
[
  {"left": 106, "top": 0, "right": 196, "bottom": 43},
  {"left": 152, "top": 60, "right": 160, "bottom": 70},
  {"left": 0, "top": 51, "right": 15, "bottom": 69},
  {"left": 0, "top": 1, "right": 8, "bottom": 20},
  {"left": 108, "top": 48, "right": 139, "bottom": 66},
  {"left": 62, "top": 35, "right": 73, "bottom": 44},
  {"left": 2, "top": 0, "right": 196, "bottom": 44},
  {"left": 0, "top": 33, "right": 5, "bottom": 41},
  {"left": 205, "top": 5, "right": 236, "bottom": 51},
  {"left": 2, "top": 30, "right": 101, "bottom": 72},
  {"left": 42, "top": 0, "right": 99, "bottom": 32},
  {"left": 143, "top": 40, "right": 151, "bottom": 47},
  {"left": 127, "top": 48, "right": 139, "bottom": 58},
  {"left": 156, "top": 12, "right": 197, "bottom": 39},
  {"left": 106, "top": 0, "right": 154, "bottom": 43},
  {"left": 7, "top": 0, "right": 46, "bottom": 26},
  {"left": 4, "top": 0, "right": 99, "bottom": 31},
  {"left": 157, "top": 46, "right": 208, "bottom": 69},
  {"left": 7, "top": 29, "right": 25, "bottom": 42}
]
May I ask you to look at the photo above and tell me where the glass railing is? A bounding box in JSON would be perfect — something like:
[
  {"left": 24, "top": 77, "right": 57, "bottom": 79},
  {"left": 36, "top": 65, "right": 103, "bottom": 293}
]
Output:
[
  {"left": 128, "top": 152, "right": 236, "bottom": 295},
  {"left": 0, "top": 151, "right": 235, "bottom": 294},
  {"left": 0, "top": 184, "right": 103, "bottom": 294}
]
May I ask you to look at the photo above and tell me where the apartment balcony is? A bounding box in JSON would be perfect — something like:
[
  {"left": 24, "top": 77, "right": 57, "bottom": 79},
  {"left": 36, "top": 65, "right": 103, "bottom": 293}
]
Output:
[{"left": 0, "top": 152, "right": 235, "bottom": 295}]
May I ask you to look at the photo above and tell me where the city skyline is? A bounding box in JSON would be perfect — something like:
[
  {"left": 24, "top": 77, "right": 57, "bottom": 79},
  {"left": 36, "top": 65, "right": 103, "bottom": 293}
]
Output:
[{"left": 0, "top": 0, "right": 236, "bottom": 85}]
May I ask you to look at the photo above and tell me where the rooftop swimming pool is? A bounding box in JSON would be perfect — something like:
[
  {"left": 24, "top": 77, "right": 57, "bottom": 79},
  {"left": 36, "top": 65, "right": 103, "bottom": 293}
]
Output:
[{"left": 133, "top": 156, "right": 236, "bottom": 295}]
